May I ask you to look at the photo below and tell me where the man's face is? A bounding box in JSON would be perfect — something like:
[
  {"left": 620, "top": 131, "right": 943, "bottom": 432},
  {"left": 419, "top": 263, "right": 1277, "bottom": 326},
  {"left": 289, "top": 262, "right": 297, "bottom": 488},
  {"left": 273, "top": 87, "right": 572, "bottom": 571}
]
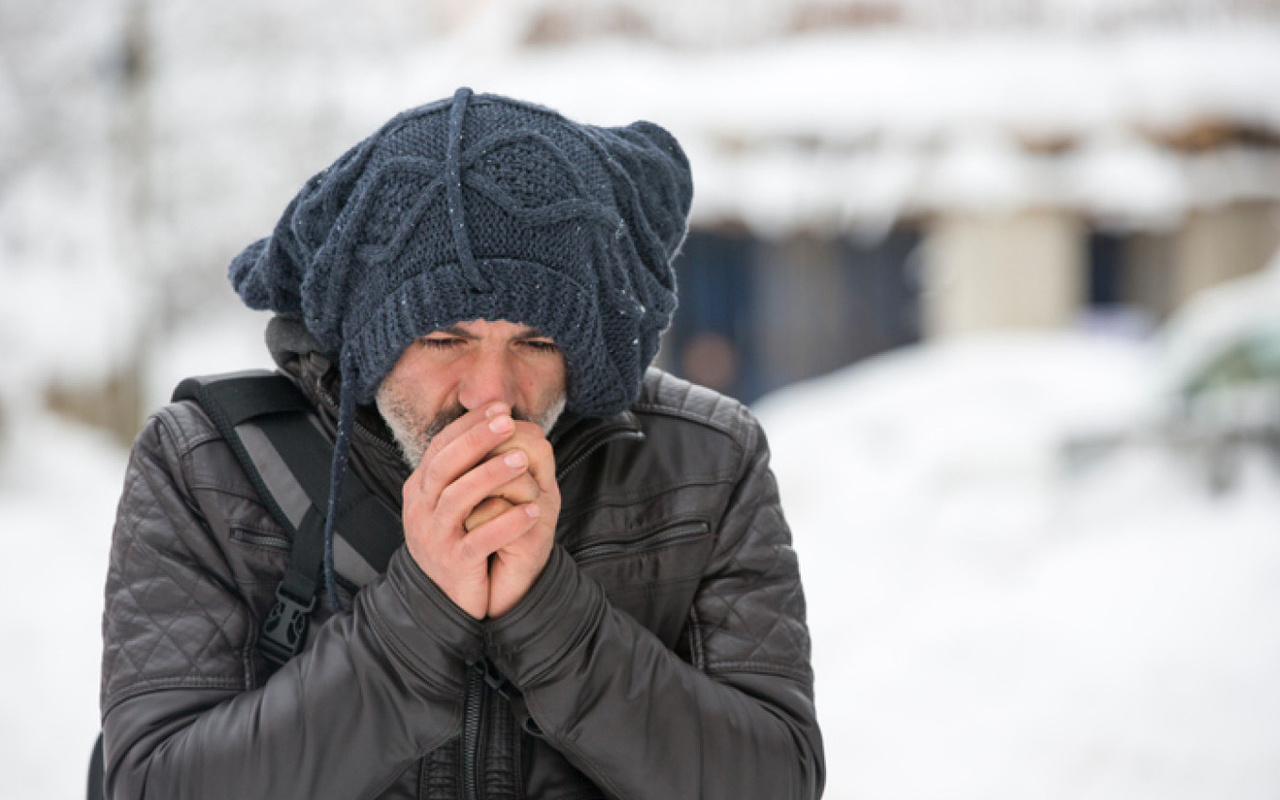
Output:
[{"left": 375, "top": 319, "right": 567, "bottom": 468}]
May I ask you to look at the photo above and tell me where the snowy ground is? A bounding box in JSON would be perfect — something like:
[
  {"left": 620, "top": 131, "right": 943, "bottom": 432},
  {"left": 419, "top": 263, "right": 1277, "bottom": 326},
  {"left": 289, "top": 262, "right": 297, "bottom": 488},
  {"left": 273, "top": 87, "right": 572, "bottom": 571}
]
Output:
[
  {"left": 2, "top": 330, "right": 1279, "bottom": 799},
  {"left": 756, "top": 333, "right": 1280, "bottom": 799},
  {"left": 0, "top": 411, "right": 127, "bottom": 800}
]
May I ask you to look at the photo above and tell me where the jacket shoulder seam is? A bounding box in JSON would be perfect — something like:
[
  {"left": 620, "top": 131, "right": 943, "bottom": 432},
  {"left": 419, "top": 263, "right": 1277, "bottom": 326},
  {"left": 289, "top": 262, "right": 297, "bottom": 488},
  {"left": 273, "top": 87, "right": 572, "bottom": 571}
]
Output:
[
  {"left": 151, "top": 400, "right": 225, "bottom": 458},
  {"left": 102, "top": 676, "right": 243, "bottom": 719},
  {"left": 629, "top": 404, "right": 748, "bottom": 458}
]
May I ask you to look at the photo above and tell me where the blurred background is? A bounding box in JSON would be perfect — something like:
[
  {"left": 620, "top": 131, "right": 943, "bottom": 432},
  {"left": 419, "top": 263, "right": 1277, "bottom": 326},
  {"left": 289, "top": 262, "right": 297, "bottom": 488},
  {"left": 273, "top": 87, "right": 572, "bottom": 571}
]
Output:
[{"left": 2, "top": 0, "right": 1280, "bottom": 797}]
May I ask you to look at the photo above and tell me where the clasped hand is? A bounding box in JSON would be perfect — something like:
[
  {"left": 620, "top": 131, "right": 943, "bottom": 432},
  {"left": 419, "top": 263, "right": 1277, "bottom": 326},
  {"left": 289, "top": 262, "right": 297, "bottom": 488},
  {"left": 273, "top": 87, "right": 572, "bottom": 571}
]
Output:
[{"left": 401, "top": 402, "right": 560, "bottom": 619}]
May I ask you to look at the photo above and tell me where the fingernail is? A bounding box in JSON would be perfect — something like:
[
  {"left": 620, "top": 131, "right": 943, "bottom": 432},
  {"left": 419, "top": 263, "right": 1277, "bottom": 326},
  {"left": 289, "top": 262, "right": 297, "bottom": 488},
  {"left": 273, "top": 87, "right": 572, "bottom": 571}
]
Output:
[
  {"left": 525, "top": 504, "right": 540, "bottom": 518},
  {"left": 504, "top": 451, "right": 527, "bottom": 469},
  {"left": 485, "top": 403, "right": 509, "bottom": 419},
  {"left": 488, "top": 415, "right": 513, "bottom": 433}
]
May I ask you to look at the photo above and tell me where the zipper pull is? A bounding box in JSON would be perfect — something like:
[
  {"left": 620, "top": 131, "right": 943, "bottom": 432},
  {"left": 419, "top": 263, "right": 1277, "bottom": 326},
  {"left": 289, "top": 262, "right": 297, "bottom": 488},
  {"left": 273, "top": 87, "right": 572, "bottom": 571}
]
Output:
[{"left": 469, "top": 656, "right": 517, "bottom": 701}]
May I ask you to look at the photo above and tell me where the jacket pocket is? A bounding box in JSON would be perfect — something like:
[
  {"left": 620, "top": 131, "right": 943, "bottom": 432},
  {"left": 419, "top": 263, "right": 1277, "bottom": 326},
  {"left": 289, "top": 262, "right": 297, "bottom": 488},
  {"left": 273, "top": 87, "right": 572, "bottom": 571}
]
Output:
[
  {"left": 571, "top": 520, "right": 714, "bottom": 649},
  {"left": 229, "top": 525, "right": 291, "bottom": 551},
  {"left": 569, "top": 520, "right": 710, "bottom": 564}
]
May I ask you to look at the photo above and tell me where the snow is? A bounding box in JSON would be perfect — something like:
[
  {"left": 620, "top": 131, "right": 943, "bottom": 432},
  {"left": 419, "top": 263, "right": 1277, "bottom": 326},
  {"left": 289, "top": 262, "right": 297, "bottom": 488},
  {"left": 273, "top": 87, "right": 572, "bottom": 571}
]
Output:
[
  {"left": 0, "top": 413, "right": 126, "bottom": 800},
  {"left": 1150, "top": 248, "right": 1280, "bottom": 399},
  {"left": 142, "top": 305, "right": 276, "bottom": 412},
  {"left": 754, "top": 333, "right": 1280, "bottom": 799}
]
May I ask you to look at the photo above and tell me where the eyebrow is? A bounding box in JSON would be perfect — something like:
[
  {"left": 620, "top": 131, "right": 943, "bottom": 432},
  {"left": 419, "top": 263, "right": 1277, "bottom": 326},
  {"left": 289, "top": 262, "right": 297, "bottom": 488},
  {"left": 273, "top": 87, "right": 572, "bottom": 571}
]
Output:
[{"left": 433, "top": 325, "right": 550, "bottom": 340}]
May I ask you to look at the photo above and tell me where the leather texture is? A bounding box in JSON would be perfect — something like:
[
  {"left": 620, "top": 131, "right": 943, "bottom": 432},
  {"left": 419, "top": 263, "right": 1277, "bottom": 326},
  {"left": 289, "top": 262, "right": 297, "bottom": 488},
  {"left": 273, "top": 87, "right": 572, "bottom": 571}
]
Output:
[{"left": 100, "top": 367, "right": 825, "bottom": 799}]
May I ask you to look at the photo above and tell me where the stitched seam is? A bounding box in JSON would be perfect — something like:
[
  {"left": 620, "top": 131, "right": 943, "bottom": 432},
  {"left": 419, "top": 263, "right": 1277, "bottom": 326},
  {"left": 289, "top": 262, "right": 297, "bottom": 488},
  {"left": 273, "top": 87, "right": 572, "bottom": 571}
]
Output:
[
  {"left": 365, "top": 605, "right": 460, "bottom": 696},
  {"left": 102, "top": 677, "right": 242, "bottom": 718},
  {"left": 630, "top": 404, "right": 747, "bottom": 455},
  {"left": 688, "top": 605, "right": 707, "bottom": 671},
  {"left": 106, "top": 426, "right": 249, "bottom": 714},
  {"left": 705, "top": 660, "right": 813, "bottom": 683},
  {"left": 559, "top": 475, "right": 734, "bottom": 517},
  {"left": 596, "top": 575, "right": 702, "bottom": 596},
  {"left": 513, "top": 589, "right": 606, "bottom": 690}
]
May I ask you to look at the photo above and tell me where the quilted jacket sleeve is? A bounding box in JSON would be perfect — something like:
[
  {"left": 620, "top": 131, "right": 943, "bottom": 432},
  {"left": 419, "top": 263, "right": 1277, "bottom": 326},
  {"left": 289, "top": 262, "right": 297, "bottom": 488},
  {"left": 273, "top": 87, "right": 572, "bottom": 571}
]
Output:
[
  {"left": 100, "top": 404, "right": 483, "bottom": 799},
  {"left": 485, "top": 406, "right": 826, "bottom": 800}
]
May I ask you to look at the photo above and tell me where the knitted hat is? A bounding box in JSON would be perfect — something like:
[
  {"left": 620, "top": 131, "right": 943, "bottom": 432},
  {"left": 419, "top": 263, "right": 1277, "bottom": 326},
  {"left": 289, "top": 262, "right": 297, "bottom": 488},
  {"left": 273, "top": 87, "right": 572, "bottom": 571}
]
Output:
[{"left": 228, "top": 88, "right": 693, "bottom": 609}]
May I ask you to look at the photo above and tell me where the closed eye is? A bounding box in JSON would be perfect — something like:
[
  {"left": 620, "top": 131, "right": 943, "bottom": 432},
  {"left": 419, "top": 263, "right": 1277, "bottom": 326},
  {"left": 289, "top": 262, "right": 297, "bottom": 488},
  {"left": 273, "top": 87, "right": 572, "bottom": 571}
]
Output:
[
  {"left": 520, "top": 339, "right": 560, "bottom": 353},
  {"left": 419, "top": 337, "right": 466, "bottom": 350}
]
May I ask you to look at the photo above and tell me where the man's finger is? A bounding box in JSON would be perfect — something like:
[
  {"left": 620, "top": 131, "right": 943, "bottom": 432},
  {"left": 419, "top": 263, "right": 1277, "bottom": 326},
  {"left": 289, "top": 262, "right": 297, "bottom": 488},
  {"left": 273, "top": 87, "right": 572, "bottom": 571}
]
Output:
[
  {"left": 458, "top": 502, "right": 541, "bottom": 562},
  {"left": 413, "top": 408, "right": 516, "bottom": 499},
  {"left": 464, "top": 497, "right": 513, "bottom": 532},
  {"left": 425, "top": 401, "right": 509, "bottom": 459},
  {"left": 434, "top": 446, "right": 529, "bottom": 522},
  {"left": 487, "top": 421, "right": 557, "bottom": 491}
]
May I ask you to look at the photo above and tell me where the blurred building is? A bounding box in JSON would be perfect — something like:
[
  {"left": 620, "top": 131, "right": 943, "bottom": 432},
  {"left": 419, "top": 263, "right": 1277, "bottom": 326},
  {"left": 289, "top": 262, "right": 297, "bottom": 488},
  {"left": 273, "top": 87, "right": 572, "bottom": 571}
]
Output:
[{"left": 4, "top": 0, "right": 1280, "bottom": 434}]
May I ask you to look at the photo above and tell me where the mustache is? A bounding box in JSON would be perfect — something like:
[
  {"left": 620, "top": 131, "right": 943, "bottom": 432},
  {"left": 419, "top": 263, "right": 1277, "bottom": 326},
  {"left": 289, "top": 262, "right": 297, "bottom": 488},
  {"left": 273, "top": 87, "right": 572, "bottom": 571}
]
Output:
[{"left": 422, "top": 402, "right": 538, "bottom": 440}]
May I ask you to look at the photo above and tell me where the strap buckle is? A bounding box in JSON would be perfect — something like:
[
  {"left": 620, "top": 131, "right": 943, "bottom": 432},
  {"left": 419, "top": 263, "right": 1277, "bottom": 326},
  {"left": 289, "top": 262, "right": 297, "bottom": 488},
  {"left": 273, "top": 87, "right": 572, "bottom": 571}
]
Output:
[{"left": 259, "top": 586, "right": 318, "bottom": 666}]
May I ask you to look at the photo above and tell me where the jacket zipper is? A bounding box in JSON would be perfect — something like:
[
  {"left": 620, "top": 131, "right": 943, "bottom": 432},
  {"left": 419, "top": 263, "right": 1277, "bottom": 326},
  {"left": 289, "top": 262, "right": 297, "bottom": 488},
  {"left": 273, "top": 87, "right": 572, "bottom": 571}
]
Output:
[
  {"left": 456, "top": 425, "right": 640, "bottom": 800},
  {"left": 229, "top": 526, "right": 291, "bottom": 550},
  {"left": 463, "top": 663, "right": 485, "bottom": 800},
  {"left": 315, "top": 383, "right": 405, "bottom": 462},
  {"left": 555, "top": 427, "right": 644, "bottom": 483},
  {"left": 570, "top": 520, "right": 710, "bottom": 564}
]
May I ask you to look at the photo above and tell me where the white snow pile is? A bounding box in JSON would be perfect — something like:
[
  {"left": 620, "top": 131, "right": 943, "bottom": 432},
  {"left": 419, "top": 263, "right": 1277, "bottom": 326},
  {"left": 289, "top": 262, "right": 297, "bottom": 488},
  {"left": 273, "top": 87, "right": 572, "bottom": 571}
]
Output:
[
  {"left": 1151, "top": 248, "right": 1280, "bottom": 401},
  {"left": 755, "top": 332, "right": 1280, "bottom": 800},
  {"left": 0, "top": 411, "right": 126, "bottom": 800}
]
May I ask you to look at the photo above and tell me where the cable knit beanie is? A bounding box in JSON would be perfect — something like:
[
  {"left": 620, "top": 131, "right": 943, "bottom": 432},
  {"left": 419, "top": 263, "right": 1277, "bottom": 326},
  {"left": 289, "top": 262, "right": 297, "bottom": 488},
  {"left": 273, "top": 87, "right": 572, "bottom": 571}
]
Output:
[
  {"left": 228, "top": 88, "right": 692, "bottom": 609},
  {"left": 230, "top": 87, "right": 692, "bottom": 416}
]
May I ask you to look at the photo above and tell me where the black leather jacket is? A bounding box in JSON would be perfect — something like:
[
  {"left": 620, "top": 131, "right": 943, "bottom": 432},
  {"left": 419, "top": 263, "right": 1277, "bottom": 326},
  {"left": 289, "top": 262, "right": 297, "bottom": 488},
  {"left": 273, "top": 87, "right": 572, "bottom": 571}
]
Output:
[{"left": 100, "top": 347, "right": 824, "bottom": 799}]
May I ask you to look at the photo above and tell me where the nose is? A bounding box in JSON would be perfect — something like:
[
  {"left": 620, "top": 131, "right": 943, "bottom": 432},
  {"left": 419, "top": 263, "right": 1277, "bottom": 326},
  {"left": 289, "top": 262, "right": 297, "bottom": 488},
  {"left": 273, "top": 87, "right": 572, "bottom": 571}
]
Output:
[{"left": 456, "top": 346, "right": 517, "bottom": 412}]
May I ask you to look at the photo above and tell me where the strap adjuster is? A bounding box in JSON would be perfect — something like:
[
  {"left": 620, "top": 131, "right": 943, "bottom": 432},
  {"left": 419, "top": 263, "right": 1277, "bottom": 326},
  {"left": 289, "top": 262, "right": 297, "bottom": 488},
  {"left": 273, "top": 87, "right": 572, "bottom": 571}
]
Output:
[{"left": 259, "top": 586, "right": 318, "bottom": 666}]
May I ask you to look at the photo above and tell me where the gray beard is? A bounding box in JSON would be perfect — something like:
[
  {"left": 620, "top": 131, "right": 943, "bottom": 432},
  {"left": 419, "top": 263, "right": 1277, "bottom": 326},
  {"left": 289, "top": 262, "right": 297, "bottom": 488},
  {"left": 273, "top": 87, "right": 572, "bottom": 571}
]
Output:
[{"left": 375, "top": 385, "right": 566, "bottom": 470}]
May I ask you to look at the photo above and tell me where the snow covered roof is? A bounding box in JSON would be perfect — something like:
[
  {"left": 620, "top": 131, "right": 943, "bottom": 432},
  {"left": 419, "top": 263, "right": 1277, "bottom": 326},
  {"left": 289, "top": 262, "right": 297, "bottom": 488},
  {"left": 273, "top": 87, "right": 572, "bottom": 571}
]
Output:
[{"left": 410, "top": 22, "right": 1280, "bottom": 233}]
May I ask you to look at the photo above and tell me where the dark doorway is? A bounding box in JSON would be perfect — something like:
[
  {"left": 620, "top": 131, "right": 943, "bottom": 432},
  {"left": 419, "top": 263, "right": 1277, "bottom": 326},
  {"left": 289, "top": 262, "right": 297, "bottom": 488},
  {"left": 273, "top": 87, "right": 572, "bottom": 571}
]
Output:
[{"left": 664, "top": 227, "right": 923, "bottom": 404}]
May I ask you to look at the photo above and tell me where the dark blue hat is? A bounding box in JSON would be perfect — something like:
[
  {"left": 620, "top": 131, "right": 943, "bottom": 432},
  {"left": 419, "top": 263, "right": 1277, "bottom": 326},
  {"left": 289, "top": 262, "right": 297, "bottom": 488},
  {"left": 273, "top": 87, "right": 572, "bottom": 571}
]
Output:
[
  {"left": 228, "top": 88, "right": 692, "bottom": 610},
  {"left": 230, "top": 87, "right": 692, "bottom": 417}
]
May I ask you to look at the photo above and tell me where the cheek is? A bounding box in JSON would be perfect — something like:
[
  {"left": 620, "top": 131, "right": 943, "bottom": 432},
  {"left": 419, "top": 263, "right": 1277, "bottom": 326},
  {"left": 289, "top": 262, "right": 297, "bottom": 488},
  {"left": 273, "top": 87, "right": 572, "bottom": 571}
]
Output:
[
  {"left": 525, "top": 360, "right": 567, "bottom": 405},
  {"left": 381, "top": 370, "right": 446, "bottom": 424},
  {"left": 395, "top": 359, "right": 459, "bottom": 408}
]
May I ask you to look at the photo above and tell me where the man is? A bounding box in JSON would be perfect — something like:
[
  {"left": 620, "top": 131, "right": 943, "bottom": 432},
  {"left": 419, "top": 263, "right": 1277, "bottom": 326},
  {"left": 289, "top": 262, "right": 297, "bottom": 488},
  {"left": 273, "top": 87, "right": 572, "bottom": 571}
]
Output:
[{"left": 100, "top": 88, "right": 824, "bottom": 799}]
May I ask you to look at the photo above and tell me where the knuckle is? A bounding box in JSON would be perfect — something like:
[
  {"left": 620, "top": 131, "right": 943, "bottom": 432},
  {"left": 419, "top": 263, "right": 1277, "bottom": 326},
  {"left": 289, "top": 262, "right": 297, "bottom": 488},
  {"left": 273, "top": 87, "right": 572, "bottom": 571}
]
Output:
[
  {"left": 456, "top": 536, "right": 482, "bottom": 564},
  {"left": 423, "top": 434, "right": 450, "bottom": 463},
  {"left": 518, "top": 474, "right": 541, "bottom": 498},
  {"left": 423, "top": 457, "right": 450, "bottom": 489},
  {"left": 436, "top": 483, "right": 464, "bottom": 515},
  {"left": 468, "top": 420, "right": 498, "bottom": 448}
]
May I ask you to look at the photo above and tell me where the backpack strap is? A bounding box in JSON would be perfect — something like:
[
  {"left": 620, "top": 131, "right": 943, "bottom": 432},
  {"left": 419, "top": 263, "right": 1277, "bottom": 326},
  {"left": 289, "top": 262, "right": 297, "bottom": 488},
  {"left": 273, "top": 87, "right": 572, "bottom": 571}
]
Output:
[{"left": 172, "top": 370, "right": 402, "bottom": 666}]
